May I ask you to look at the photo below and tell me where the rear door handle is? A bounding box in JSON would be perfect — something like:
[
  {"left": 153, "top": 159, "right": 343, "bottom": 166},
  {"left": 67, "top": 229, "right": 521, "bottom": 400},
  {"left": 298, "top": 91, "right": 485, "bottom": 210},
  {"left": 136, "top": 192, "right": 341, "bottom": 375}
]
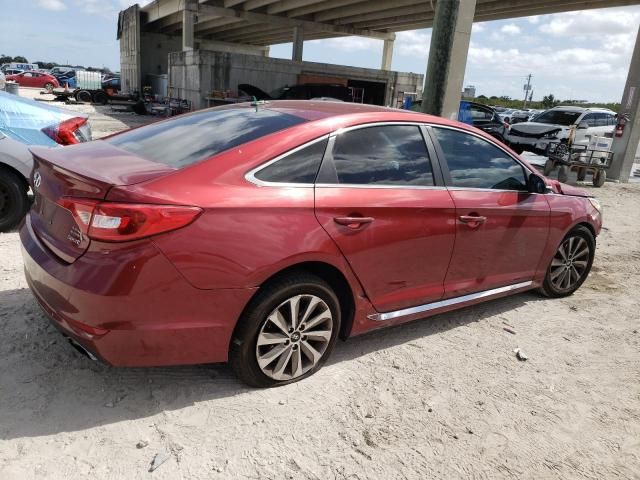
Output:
[
  {"left": 459, "top": 215, "right": 487, "bottom": 228},
  {"left": 333, "top": 216, "right": 374, "bottom": 229}
]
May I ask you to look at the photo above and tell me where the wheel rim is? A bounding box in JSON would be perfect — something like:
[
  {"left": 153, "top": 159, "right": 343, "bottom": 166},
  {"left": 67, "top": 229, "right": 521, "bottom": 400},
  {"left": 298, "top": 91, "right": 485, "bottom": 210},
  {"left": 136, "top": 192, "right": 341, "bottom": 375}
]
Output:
[
  {"left": 255, "top": 294, "right": 333, "bottom": 381},
  {"left": 549, "top": 236, "right": 590, "bottom": 291}
]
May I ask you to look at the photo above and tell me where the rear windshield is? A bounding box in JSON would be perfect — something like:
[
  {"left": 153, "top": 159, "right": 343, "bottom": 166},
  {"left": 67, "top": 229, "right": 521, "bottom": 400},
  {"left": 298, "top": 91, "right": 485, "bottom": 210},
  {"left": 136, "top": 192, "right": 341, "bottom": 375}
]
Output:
[
  {"left": 106, "top": 107, "right": 307, "bottom": 168},
  {"left": 535, "top": 110, "right": 582, "bottom": 126}
]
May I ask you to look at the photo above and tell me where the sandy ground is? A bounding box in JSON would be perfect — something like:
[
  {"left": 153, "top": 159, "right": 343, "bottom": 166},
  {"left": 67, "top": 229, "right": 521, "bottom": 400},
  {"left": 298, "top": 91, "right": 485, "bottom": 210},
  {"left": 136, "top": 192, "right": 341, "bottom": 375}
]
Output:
[{"left": 1, "top": 89, "right": 639, "bottom": 479}]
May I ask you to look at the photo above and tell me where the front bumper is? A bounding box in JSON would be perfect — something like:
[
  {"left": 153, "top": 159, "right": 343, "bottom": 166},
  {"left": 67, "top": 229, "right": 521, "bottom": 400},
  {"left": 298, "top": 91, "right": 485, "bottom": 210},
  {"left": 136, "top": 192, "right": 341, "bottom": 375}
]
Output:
[{"left": 20, "top": 214, "right": 256, "bottom": 367}]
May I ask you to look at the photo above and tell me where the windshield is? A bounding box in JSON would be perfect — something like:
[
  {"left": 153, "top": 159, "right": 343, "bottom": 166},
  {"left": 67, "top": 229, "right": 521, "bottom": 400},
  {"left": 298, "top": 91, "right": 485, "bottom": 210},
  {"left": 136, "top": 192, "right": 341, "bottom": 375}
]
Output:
[
  {"left": 534, "top": 110, "right": 582, "bottom": 126},
  {"left": 106, "top": 107, "right": 307, "bottom": 168}
]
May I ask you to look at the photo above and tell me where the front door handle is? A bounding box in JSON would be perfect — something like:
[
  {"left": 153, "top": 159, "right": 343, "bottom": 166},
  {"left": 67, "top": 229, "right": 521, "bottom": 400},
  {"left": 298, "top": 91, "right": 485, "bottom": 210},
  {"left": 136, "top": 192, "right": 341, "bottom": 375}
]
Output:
[
  {"left": 459, "top": 215, "right": 487, "bottom": 229},
  {"left": 334, "top": 216, "right": 374, "bottom": 229}
]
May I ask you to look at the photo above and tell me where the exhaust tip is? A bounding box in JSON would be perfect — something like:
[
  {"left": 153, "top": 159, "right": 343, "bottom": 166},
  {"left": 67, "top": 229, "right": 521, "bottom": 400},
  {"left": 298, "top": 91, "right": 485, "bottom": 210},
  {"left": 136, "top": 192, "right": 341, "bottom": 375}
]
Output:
[{"left": 67, "top": 337, "right": 98, "bottom": 361}]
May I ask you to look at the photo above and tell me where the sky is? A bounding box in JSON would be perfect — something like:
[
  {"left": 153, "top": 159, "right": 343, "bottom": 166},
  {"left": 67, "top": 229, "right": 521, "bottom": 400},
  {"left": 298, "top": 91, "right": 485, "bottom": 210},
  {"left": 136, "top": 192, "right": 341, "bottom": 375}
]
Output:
[{"left": 1, "top": 1, "right": 639, "bottom": 102}]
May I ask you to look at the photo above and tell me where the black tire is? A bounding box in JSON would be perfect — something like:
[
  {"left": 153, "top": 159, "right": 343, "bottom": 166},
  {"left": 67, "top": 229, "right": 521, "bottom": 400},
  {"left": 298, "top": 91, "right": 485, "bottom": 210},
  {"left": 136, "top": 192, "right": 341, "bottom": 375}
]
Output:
[
  {"left": 538, "top": 225, "right": 595, "bottom": 298},
  {"left": 543, "top": 159, "right": 554, "bottom": 176},
  {"left": 76, "top": 90, "right": 92, "bottom": 103},
  {"left": 558, "top": 165, "right": 569, "bottom": 183},
  {"left": 93, "top": 90, "right": 108, "bottom": 105},
  {"left": 229, "top": 272, "right": 341, "bottom": 388},
  {"left": 593, "top": 169, "right": 606, "bottom": 188},
  {"left": 0, "top": 168, "right": 29, "bottom": 233},
  {"left": 577, "top": 167, "right": 587, "bottom": 182},
  {"left": 44, "top": 82, "right": 54, "bottom": 93}
]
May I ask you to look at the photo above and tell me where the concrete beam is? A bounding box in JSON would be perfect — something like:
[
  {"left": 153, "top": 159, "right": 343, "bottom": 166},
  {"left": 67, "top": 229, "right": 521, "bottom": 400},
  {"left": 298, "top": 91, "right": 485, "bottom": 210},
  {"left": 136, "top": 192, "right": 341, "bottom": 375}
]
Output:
[
  {"left": 381, "top": 37, "right": 394, "bottom": 71},
  {"left": 314, "top": 0, "right": 424, "bottom": 23},
  {"left": 285, "top": 0, "right": 363, "bottom": 18},
  {"left": 197, "top": 4, "right": 395, "bottom": 40},
  {"left": 292, "top": 26, "right": 304, "bottom": 61},
  {"left": 183, "top": 0, "right": 197, "bottom": 51},
  {"left": 421, "top": 0, "right": 476, "bottom": 120},
  {"left": 242, "top": 0, "right": 280, "bottom": 10},
  {"left": 268, "top": 0, "right": 326, "bottom": 15},
  {"left": 609, "top": 24, "right": 640, "bottom": 182}
]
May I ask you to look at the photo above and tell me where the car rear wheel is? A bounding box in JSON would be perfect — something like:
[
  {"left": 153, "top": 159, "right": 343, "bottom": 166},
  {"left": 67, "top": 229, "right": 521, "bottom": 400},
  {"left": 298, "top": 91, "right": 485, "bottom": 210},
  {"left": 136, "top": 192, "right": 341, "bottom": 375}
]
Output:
[
  {"left": 539, "top": 226, "right": 595, "bottom": 298},
  {"left": 229, "top": 272, "right": 341, "bottom": 388},
  {"left": 0, "top": 169, "right": 29, "bottom": 233},
  {"left": 92, "top": 90, "right": 108, "bottom": 105},
  {"left": 76, "top": 90, "right": 92, "bottom": 103}
]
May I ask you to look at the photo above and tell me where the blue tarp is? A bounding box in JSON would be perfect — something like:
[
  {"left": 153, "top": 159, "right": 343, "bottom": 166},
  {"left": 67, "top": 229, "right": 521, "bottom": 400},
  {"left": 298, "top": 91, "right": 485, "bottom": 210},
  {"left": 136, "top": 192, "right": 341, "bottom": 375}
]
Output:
[{"left": 0, "top": 91, "right": 77, "bottom": 146}]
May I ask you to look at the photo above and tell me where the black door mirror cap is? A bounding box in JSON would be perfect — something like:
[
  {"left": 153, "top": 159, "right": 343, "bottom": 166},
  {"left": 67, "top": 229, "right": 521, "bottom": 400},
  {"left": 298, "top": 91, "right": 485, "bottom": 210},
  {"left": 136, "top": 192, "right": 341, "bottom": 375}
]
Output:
[{"left": 528, "top": 173, "right": 547, "bottom": 194}]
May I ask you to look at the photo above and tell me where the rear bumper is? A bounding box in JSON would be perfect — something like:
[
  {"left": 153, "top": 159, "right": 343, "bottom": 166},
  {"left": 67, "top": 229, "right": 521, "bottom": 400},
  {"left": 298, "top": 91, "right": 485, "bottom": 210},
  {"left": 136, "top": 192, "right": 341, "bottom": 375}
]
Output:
[{"left": 20, "top": 214, "right": 256, "bottom": 367}]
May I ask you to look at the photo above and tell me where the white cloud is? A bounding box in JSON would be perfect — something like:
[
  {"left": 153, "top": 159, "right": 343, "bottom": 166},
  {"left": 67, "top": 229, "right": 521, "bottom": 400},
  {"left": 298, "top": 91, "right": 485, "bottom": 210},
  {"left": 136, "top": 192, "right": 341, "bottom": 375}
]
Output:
[
  {"left": 527, "top": 16, "right": 541, "bottom": 24},
  {"left": 396, "top": 30, "right": 431, "bottom": 57},
  {"left": 500, "top": 24, "right": 521, "bottom": 35},
  {"left": 472, "top": 23, "right": 485, "bottom": 33},
  {"left": 308, "top": 36, "right": 381, "bottom": 53},
  {"left": 37, "top": 0, "right": 66, "bottom": 10},
  {"left": 539, "top": 10, "right": 640, "bottom": 38}
]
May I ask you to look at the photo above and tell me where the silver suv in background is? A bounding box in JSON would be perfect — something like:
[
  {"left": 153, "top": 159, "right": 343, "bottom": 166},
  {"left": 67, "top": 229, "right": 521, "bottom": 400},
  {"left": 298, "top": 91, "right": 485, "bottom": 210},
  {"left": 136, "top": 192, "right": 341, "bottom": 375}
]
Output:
[{"left": 504, "top": 106, "right": 616, "bottom": 154}]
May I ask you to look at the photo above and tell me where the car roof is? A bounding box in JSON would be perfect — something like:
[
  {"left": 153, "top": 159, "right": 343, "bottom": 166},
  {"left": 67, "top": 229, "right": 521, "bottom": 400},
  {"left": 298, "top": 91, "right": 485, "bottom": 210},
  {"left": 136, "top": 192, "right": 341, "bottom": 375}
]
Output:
[{"left": 550, "top": 105, "right": 615, "bottom": 113}]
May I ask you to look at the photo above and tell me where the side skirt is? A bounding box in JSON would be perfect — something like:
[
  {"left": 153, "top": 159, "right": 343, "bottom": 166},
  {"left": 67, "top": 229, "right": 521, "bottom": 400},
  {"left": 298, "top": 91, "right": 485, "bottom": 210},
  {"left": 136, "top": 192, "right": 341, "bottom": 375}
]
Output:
[{"left": 368, "top": 281, "right": 534, "bottom": 322}]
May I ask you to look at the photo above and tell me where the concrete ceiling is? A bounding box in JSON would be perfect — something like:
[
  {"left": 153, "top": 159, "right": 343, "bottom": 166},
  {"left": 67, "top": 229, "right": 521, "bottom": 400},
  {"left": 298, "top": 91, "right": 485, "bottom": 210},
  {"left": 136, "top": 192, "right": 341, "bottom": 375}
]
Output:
[{"left": 140, "top": 0, "right": 640, "bottom": 46}]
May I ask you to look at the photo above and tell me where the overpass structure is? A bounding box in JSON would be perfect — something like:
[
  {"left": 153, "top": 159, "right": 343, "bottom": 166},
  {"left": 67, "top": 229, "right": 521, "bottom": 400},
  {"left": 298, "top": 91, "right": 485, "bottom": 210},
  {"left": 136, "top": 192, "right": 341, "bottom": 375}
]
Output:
[{"left": 121, "top": 0, "right": 640, "bottom": 181}]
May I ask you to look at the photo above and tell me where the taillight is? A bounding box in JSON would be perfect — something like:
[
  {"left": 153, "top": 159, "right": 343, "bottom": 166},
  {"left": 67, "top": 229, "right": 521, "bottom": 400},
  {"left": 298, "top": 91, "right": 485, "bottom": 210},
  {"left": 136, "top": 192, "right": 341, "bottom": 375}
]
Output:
[
  {"left": 42, "top": 117, "right": 89, "bottom": 145},
  {"left": 57, "top": 198, "right": 202, "bottom": 242}
]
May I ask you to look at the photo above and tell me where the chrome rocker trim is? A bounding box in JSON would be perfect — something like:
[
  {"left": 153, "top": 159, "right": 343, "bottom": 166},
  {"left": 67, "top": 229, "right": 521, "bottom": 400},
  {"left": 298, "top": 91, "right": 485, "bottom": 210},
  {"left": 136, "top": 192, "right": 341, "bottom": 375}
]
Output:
[{"left": 368, "top": 281, "right": 534, "bottom": 321}]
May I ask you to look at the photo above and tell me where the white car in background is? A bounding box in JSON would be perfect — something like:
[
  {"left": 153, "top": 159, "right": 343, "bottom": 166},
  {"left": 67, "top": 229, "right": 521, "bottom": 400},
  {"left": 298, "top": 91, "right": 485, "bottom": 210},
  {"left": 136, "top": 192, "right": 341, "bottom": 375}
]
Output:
[
  {"left": 504, "top": 106, "right": 616, "bottom": 154},
  {"left": 0, "top": 72, "right": 5, "bottom": 91}
]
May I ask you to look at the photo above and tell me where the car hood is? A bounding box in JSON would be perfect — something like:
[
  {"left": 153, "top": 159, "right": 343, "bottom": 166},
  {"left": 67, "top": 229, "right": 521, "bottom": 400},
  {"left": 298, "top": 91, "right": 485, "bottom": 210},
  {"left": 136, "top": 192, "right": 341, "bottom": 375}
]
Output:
[
  {"left": 546, "top": 178, "right": 591, "bottom": 197},
  {"left": 509, "top": 122, "right": 566, "bottom": 137}
]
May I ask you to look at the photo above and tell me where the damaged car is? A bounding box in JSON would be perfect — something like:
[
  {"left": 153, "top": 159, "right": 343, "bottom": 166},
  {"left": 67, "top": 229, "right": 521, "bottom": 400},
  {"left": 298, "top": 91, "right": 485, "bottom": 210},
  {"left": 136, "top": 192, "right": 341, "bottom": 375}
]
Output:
[{"left": 505, "top": 106, "right": 617, "bottom": 155}]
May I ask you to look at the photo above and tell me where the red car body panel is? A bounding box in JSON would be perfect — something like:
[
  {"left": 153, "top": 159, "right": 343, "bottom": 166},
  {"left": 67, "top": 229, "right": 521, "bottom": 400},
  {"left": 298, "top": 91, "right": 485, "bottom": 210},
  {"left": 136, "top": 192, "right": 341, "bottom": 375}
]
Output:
[
  {"left": 7, "top": 72, "right": 59, "bottom": 89},
  {"left": 444, "top": 190, "right": 550, "bottom": 297},
  {"left": 19, "top": 101, "right": 603, "bottom": 368}
]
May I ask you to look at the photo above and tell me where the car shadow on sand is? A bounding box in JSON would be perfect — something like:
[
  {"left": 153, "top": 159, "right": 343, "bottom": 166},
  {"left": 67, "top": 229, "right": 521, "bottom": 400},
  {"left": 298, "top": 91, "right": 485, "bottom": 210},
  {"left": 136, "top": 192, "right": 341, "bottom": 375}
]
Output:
[{"left": 0, "top": 286, "right": 546, "bottom": 440}]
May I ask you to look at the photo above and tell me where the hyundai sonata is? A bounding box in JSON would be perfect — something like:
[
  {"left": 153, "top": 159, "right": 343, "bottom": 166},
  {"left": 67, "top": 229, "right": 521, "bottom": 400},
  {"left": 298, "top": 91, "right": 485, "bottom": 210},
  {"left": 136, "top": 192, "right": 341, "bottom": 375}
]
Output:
[{"left": 20, "top": 101, "right": 602, "bottom": 387}]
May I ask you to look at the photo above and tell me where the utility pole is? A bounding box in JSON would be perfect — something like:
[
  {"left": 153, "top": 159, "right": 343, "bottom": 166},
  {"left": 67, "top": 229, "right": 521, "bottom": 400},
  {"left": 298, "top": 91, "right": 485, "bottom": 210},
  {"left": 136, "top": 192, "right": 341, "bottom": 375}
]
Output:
[{"left": 523, "top": 73, "right": 532, "bottom": 108}]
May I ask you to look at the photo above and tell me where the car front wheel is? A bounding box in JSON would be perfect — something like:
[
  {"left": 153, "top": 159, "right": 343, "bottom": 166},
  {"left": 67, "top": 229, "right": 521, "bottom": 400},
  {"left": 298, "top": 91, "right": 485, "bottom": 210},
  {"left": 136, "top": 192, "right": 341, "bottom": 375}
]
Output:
[
  {"left": 539, "top": 226, "right": 595, "bottom": 298},
  {"left": 230, "top": 273, "right": 341, "bottom": 387}
]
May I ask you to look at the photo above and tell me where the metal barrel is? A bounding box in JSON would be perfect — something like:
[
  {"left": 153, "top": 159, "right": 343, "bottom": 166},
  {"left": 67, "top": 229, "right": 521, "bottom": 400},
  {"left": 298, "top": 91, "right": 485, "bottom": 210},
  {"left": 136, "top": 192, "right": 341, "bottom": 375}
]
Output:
[{"left": 5, "top": 81, "right": 19, "bottom": 95}]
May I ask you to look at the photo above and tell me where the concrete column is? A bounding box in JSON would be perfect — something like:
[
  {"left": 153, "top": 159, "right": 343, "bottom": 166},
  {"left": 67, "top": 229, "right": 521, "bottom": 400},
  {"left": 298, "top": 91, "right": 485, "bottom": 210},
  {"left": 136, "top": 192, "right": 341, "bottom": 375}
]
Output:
[
  {"left": 381, "top": 36, "right": 395, "bottom": 71},
  {"left": 292, "top": 26, "right": 304, "bottom": 62},
  {"left": 609, "top": 25, "right": 640, "bottom": 182},
  {"left": 421, "top": 0, "right": 476, "bottom": 120},
  {"left": 182, "top": 0, "right": 197, "bottom": 51}
]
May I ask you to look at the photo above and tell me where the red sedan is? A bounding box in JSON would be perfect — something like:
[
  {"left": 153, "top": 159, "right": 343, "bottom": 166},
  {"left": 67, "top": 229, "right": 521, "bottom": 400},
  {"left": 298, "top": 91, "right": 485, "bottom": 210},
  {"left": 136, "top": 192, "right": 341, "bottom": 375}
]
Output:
[
  {"left": 6, "top": 71, "right": 59, "bottom": 91},
  {"left": 20, "top": 101, "right": 602, "bottom": 387}
]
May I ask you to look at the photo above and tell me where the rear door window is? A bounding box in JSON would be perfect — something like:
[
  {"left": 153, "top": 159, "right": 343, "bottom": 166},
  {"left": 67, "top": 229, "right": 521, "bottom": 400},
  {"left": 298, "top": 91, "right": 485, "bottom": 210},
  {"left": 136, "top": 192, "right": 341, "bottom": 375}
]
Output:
[
  {"left": 321, "top": 125, "right": 435, "bottom": 186},
  {"left": 106, "top": 107, "right": 307, "bottom": 168}
]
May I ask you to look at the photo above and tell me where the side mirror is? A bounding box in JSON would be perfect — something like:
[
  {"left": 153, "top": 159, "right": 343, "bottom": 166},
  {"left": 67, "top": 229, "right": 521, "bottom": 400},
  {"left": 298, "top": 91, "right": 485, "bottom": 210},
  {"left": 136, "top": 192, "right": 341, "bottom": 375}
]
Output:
[
  {"left": 577, "top": 122, "right": 589, "bottom": 129},
  {"left": 528, "top": 173, "right": 547, "bottom": 194}
]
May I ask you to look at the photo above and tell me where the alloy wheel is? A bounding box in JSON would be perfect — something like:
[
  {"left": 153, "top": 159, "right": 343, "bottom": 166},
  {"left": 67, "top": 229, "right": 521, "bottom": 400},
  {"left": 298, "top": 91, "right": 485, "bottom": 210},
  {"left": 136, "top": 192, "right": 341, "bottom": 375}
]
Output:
[
  {"left": 255, "top": 294, "right": 333, "bottom": 381},
  {"left": 549, "top": 236, "right": 590, "bottom": 291}
]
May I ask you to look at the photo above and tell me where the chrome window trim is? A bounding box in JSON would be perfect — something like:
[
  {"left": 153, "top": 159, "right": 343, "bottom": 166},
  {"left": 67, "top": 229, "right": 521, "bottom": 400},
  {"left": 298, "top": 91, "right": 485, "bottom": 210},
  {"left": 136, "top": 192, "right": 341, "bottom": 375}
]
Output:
[
  {"left": 368, "top": 281, "right": 534, "bottom": 322},
  {"left": 329, "top": 121, "right": 430, "bottom": 138},
  {"left": 315, "top": 183, "right": 447, "bottom": 190},
  {"left": 245, "top": 134, "right": 330, "bottom": 187}
]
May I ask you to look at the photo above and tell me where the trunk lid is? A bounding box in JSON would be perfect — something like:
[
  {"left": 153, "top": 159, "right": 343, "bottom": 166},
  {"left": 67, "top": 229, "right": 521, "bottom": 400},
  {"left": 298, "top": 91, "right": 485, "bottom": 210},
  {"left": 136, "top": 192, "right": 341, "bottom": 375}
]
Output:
[{"left": 29, "top": 142, "right": 176, "bottom": 263}]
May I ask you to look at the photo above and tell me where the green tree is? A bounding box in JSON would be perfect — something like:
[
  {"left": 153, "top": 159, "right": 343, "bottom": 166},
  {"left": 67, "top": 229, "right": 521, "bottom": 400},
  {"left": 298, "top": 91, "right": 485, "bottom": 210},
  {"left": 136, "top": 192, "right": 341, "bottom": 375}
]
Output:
[{"left": 542, "top": 94, "right": 558, "bottom": 109}]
